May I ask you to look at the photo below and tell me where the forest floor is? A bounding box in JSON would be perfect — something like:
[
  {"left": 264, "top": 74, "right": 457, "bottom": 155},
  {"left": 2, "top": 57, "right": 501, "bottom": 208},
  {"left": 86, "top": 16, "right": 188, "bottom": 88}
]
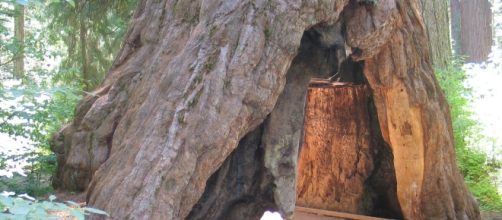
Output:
[{"left": 481, "top": 212, "right": 502, "bottom": 220}]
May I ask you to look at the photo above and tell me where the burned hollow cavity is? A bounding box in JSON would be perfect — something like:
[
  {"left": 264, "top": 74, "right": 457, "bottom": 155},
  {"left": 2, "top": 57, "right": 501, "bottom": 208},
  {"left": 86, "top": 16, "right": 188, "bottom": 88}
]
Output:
[{"left": 188, "top": 22, "right": 401, "bottom": 220}]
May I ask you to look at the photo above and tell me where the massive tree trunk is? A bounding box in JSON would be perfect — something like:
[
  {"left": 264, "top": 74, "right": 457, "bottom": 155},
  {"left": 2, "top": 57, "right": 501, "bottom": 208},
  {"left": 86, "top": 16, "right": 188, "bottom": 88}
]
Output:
[
  {"left": 451, "top": 0, "right": 492, "bottom": 63},
  {"left": 52, "top": 0, "right": 480, "bottom": 219}
]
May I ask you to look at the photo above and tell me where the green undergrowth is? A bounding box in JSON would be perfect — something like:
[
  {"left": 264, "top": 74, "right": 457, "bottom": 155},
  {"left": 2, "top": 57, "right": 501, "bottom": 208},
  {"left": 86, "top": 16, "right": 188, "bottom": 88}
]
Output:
[
  {"left": 435, "top": 59, "right": 502, "bottom": 211},
  {"left": 0, "top": 194, "right": 108, "bottom": 219},
  {"left": 0, "top": 83, "right": 81, "bottom": 197}
]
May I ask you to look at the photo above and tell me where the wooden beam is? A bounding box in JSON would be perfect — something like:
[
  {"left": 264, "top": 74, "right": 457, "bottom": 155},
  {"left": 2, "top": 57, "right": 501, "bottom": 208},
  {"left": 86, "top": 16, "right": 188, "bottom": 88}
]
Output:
[{"left": 295, "top": 206, "right": 392, "bottom": 220}]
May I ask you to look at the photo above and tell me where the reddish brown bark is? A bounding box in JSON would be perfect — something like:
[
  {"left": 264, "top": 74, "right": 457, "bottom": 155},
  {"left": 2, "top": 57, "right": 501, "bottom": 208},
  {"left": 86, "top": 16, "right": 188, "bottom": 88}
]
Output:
[{"left": 355, "top": 1, "right": 480, "bottom": 218}]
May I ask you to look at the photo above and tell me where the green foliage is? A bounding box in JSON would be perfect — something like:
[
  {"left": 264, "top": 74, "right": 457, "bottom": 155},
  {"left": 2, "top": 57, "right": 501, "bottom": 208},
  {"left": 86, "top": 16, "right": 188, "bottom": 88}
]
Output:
[
  {"left": 0, "top": 0, "right": 136, "bottom": 198},
  {"left": 42, "top": 0, "right": 137, "bottom": 90},
  {"left": 435, "top": 59, "right": 477, "bottom": 149},
  {"left": 0, "top": 83, "right": 81, "bottom": 196},
  {"left": 0, "top": 194, "right": 108, "bottom": 219},
  {"left": 436, "top": 59, "right": 502, "bottom": 211},
  {"left": 1, "top": 1, "right": 58, "bottom": 85},
  {"left": 1, "top": 1, "right": 22, "bottom": 72},
  {"left": 0, "top": 84, "right": 81, "bottom": 139},
  {"left": 457, "top": 146, "right": 502, "bottom": 210}
]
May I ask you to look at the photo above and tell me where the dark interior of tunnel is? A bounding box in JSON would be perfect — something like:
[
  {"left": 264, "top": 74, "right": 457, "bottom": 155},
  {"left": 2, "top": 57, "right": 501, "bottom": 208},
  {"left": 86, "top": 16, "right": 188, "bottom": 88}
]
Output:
[
  {"left": 187, "top": 22, "right": 402, "bottom": 220},
  {"left": 187, "top": 124, "right": 278, "bottom": 220},
  {"left": 365, "top": 100, "right": 404, "bottom": 219},
  {"left": 299, "top": 23, "right": 367, "bottom": 85}
]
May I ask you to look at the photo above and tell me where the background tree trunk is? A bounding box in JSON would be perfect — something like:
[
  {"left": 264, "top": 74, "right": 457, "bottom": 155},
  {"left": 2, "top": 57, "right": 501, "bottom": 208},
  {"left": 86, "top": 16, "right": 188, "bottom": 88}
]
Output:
[
  {"left": 419, "top": 0, "right": 451, "bottom": 69},
  {"left": 78, "top": 1, "right": 90, "bottom": 91},
  {"left": 451, "top": 0, "right": 462, "bottom": 58},
  {"left": 451, "top": 0, "right": 492, "bottom": 63},
  {"left": 13, "top": 3, "right": 24, "bottom": 79},
  {"left": 52, "top": 0, "right": 480, "bottom": 219},
  {"left": 79, "top": 21, "right": 90, "bottom": 91}
]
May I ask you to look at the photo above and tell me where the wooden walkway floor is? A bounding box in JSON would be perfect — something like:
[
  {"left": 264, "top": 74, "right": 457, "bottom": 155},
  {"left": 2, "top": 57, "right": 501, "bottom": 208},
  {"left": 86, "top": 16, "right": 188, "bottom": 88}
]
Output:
[{"left": 294, "top": 207, "right": 391, "bottom": 220}]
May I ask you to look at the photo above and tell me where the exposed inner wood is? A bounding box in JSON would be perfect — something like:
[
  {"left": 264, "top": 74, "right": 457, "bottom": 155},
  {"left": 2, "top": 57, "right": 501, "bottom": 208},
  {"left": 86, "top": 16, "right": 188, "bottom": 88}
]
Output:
[
  {"left": 296, "top": 80, "right": 401, "bottom": 218},
  {"left": 297, "top": 81, "right": 374, "bottom": 213}
]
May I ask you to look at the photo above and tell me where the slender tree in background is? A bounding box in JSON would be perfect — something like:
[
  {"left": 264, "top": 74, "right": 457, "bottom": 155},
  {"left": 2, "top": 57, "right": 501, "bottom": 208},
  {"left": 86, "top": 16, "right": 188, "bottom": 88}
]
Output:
[
  {"left": 13, "top": 3, "right": 24, "bottom": 78},
  {"left": 451, "top": 0, "right": 493, "bottom": 63},
  {"left": 78, "top": 0, "right": 90, "bottom": 91}
]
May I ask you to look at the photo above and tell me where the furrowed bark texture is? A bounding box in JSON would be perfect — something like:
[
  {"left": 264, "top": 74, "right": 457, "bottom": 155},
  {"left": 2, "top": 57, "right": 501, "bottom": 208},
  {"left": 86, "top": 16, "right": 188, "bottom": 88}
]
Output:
[
  {"left": 51, "top": 0, "right": 480, "bottom": 219},
  {"left": 187, "top": 21, "right": 342, "bottom": 219},
  {"left": 451, "top": 0, "right": 492, "bottom": 63},
  {"left": 350, "top": 1, "right": 480, "bottom": 219},
  {"left": 419, "top": 0, "right": 451, "bottom": 69}
]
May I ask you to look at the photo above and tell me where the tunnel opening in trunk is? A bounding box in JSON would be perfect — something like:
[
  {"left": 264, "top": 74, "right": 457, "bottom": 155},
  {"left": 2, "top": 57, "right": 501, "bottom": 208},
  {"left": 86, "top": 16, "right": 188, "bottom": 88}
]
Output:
[
  {"left": 296, "top": 80, "right": 403, "bottom": 219},
  {"left": 188, "top": 22, "right": 402, "bottom": 220},
  {"left": 294, "top": 25, "right": 402, "bottom": 219}
]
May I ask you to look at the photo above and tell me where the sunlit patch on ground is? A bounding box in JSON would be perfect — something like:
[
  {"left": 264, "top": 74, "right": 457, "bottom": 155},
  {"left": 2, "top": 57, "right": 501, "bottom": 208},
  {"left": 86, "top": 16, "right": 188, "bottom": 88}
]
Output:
[
  {"left": 261, "top": 211, "right": 283, "bottom": 220},
  {"left": 0, "top": 133, "right": 30, "bottom": 177}
]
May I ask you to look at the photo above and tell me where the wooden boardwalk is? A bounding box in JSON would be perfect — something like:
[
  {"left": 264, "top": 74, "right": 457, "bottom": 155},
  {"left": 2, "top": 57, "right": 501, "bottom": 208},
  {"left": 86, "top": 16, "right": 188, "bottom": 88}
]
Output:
[{"left": 294, "top": 207, "right": 391, "bottom": 220}]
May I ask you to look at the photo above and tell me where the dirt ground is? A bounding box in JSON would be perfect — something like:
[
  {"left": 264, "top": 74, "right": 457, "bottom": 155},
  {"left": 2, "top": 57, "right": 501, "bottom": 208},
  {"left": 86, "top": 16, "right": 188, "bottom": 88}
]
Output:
[{"left": 482, "top": 212, "right": 502, "bottom": 220}]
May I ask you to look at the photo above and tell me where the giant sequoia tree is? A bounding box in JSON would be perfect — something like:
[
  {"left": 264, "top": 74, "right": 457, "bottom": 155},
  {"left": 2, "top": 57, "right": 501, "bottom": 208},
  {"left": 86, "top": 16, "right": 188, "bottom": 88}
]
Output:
[
  {"left": 451, "top": 0, "right": 492, "bottom": 63},
  {"left": 52, "top": 0, "right": 480, "bottom": 219}
]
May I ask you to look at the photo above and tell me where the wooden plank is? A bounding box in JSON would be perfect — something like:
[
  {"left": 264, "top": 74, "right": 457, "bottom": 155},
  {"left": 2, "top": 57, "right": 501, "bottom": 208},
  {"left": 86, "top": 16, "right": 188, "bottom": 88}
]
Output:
[
  {"left": 294, "top": 210, "right": 343, "bottom": 220},
  {"left": 295, "top": 206, "right": 391, "bottom": 220},
  {"left": 308, "top": 78, "right": 353, "bottom": 88}
]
